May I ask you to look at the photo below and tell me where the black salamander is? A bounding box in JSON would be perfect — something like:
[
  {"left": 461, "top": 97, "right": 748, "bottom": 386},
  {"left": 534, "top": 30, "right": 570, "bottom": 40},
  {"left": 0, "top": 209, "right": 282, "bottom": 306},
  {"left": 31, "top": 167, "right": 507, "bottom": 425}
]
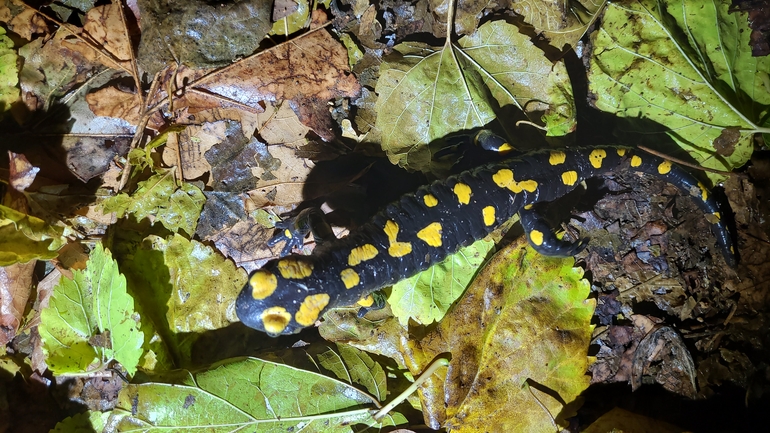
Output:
[{"left": 236, "top": 137, "right": 735, "bottom": 336}]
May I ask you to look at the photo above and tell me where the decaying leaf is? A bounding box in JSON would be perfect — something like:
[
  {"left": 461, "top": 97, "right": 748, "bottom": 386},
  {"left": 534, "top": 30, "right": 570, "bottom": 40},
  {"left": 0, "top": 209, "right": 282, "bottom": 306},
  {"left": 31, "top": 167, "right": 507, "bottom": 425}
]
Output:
[
  {"left": 193, "top": 28, "right": 361, "bottom": 140},
  {"left": 588, "top": 0, "right": 768, "bottom": 178},
  {"left": 136, "top": 0, "right": 273, "bottom": 75},
  {"left": 85, "top": 86, "right": 142, "bottom": 126}
]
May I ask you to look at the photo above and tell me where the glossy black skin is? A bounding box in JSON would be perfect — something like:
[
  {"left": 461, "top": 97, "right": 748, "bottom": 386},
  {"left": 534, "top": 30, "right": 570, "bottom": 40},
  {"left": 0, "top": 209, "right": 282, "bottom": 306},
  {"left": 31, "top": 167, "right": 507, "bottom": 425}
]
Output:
[{"left": 236, "top": 145, "right": 734, "bottom": 335}]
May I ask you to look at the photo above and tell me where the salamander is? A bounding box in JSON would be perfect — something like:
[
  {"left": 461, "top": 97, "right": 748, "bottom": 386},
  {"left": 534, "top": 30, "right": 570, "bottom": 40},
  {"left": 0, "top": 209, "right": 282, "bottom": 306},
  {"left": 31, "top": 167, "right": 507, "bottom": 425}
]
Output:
[{"left": 236, "top": 133, "right": 735, "bottom": 335}]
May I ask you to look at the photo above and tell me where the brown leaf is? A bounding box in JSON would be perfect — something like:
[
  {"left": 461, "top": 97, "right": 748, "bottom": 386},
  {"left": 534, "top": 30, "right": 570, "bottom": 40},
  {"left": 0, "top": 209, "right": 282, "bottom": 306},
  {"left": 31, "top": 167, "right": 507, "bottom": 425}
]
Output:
[
  {"left": 85, "top": 86, "right": 142, "bottom": 125},
  {"left": 5, "top": 3, "right": 50, "bottom": 40},
  {"left": 194, "top": 28, "right": 360, "bottom": 140},
  {"left": 0, "top": 262, "right": 35, "bottom": 345},
  {"left": 8, "top": 151, "right": 40, "bottom": 192},
  {"left": 61, "top": 4, "right": 133, "bottom": 73}
]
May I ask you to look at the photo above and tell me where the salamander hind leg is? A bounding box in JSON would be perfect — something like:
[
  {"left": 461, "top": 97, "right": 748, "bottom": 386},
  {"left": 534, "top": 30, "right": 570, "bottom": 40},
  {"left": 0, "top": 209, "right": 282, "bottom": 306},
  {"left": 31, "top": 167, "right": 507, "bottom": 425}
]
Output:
[{"left": 519, "top": 207, "right": 589, "bottom": 257}]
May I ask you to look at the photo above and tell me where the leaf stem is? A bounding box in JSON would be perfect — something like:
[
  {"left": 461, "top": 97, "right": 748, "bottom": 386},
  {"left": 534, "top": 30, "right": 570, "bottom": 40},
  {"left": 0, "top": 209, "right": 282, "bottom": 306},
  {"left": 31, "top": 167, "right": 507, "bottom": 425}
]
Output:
[{"left": 372, "top": 357, "right": 450, "bottom": 422}]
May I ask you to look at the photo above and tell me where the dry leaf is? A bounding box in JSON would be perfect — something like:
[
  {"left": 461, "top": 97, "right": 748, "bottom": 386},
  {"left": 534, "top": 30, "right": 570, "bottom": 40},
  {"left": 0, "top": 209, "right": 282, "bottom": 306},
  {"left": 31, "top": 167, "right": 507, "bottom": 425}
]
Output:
[
  {"left": 0, "top": 262, "right": 35, "bottom": 345},
  {"left": 62, "top": 4, "right": 133, "bottom": 72},
  {"left": 194, "top": 28, "right": 360, "bottom": 140},
  {"left": 85, "top": 86, "right": 142, "bottom": 125},
  {"left": 8, "top": 151, "right": 40, "bottom": 192}
]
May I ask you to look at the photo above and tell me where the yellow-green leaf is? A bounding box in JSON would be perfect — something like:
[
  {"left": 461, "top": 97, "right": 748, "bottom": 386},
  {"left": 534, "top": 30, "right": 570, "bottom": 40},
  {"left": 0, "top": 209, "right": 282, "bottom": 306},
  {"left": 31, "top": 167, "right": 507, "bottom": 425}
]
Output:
[
  {"left": 418, "top": 238, "right": 594, "bottom": 432},
  {"left": 100, "top": 170, "right": 205, "bottom": 236},
  {"left": 39, "top": 244, "right": 143, "bottom": 375},
  {"left": 389, "top": 238, "right": 494, "bottom": 326},
  {"left": 0, "top": 204, "right": 65, "bottom": 265},
  {"left": 153, "top": 234, "right": 247, "bottom": 333},
  {"left": 374, "top": 20, "right": 575, "bottom": 171},
  {"left": 588, "top": 0, "right": 769, "bottom": 179}
]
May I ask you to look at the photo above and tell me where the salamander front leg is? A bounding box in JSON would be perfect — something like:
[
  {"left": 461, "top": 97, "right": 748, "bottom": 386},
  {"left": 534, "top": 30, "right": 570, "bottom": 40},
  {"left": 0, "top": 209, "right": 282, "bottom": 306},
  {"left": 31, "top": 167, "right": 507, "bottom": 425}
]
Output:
[
  {"left": 268, "top": 208, "right": 335, "bottom": 256},
  {"left": 519, "top": 207, "right": 589, "bottom": 257}
]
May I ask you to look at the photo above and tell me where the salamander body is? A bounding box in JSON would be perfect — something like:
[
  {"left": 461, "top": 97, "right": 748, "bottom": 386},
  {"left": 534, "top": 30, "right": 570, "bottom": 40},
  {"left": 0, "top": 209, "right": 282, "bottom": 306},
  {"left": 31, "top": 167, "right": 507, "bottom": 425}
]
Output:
[{"left": 236, "top": 145, "right": 735, "bottom": 335}]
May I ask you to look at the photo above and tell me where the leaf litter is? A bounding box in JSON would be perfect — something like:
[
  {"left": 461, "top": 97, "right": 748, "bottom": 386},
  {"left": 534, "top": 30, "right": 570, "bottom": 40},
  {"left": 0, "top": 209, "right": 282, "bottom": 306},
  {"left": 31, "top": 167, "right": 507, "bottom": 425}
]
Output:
[{"left": 1, "top": 0, "right": 769, "bottom": 431}]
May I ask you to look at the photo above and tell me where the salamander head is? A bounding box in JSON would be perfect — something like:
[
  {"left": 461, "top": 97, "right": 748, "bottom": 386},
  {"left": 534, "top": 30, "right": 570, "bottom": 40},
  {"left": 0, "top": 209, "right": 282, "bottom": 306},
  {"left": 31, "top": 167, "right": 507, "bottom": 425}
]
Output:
[{"left": 235, "top": 257, "right": 331, "bottom": 336}]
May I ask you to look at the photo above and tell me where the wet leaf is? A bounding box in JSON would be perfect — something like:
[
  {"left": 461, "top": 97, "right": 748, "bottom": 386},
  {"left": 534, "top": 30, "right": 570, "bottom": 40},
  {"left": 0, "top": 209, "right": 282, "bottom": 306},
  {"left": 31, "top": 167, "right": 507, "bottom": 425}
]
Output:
[
  {"left": 583, "top": 407, "right": 684, "bottom": 433},
  {"left": 374, "top": 20, "right": 574, "bottom": 171},
  {"left": 38, "top": 244, "right": 144, "bottom": 375},
  {"left": 0, "top": 261, "right": 34, "bottom": 345},
  {"left": 588, "top": 0, "right": 769, "bottom": 178},
  {"left": 137, "top": 0, "right": 273, "bottom": 75}
]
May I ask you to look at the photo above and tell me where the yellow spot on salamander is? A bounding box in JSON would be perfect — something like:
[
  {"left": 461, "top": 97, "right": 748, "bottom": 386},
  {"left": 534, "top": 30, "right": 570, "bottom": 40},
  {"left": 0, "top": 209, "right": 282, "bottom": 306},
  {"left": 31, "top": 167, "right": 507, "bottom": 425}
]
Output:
[
  {"left": 713, "top": 212, "right": 720, "bottom": 220},
  {"left": 562, "top": 170, "right": 578, "bottom": 186},
  {"left": 454, "top": 183, "right": 472, "bottom": 205},
  {"left": 658, "top": 160, "right": 672, "bottom": 175},
  {"left": 524, "top": 204, "right": 533, "bottom": 210},
  {"left": 340, "top": 268, "right": 360, "bottom": 289},
  {"left": 348, "top": 244, "right": 378, "bottom": 266},
  {"left": 357, "top": 295, "right": 374, "bottom": 308},
  {"left": 417, "top": 222, "right": 443, "bottom": 247},
  {"left": 261, "top": 307, "right": 292, "bottom": 335},
  {"left": 389, "top": 242, "right": 412, "bottom": 257},
  {"left": 385, "top": 220, "right": 413, "bottom": 257},
  {"left": 617, "top": 148, "right": 626, "bottom": 157},
  {"left": 492, "top": 169, "right": 538, "bottom": 193},
  {"left": 498, "top": 143, "right": 513, "bottom": 152},
  {"left": 277, "top": 259, "right": 313, "bottom": 279},
  {"left": 249, "top": 270, "right": 278, "bottom": 300},
  {"left": 589, "top": 149, "right": 606, "bottom": 169},
  {"left": 423, "top": 194, "right": 438, "bottom": 207},
  {"left": 631, "top": 155, "right": 642, "bottom": 167},
  {"left": 284, "top": 229, "right": 292, "bottom": 239},
  {"left": 549, "top": 151, "right": 566, "bottom": 165},
  {"left": 295, "top": 293, "right": 330, "bottom": 326},
  {"left": 482, "top": 206, "right": 495, "bottom": 226},
  {"left": 530, "top": 230, "right": 544, "bottom": 246},
  {"left": 698, "top": 183, "right": 709, "bottom": 201}
]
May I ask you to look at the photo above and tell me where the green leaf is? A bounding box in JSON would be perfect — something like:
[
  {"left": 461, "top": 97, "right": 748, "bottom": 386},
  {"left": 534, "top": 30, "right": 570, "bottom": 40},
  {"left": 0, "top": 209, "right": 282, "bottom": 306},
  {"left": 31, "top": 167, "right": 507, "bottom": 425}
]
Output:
[
  {"left": 588, "top": 0, "right": 769, "bottom": 177},
  {"left": 416, "top": 238, "right": 594, "bottom": 432},
  {"left": 52, "top": 411, "right": 109, "bottom": 433},
  {"left": 100, "top": 170, "right": 206, "bottom": 236},
  {"left": 389, "top": 237, "right": 494, "bottom": 326},
  {"left": 110, "top": 357, "right": 406, "bottom": 431},
  {"left": 151, "top": 234, "right": 247, "bottom": 333},
  {"left": 0, "top": 204, "right": 65, "bottom": 265},
  {"left": 317, "top": 344, "right": 388, "bottom": 401},
  {"left": 374, "top": 20, "right": 575, "bottom": 171},
  {"left": 270, "top": 0, "right": 310, "bottom": 36},
  {"left": 39, "top": 244, "right": 144, "bottom": 375}
]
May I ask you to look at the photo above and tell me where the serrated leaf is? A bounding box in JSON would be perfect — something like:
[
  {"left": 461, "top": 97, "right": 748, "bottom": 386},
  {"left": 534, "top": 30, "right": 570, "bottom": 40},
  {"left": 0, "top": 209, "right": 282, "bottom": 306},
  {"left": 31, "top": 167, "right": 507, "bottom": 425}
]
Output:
[
  {"left": 588, "top": 0, "right": 769, "bottom": 178},
  {"left": 101, "top": 170, "right": 205, "bottom": 235},
  {"left": 0, "top": 204, "right": 66, "bottom": 265},
  {"left": 39, "top": 244, "right": 143, "bottom": 375},
  {"left": 152, "top": 234, "right": 247, "bottom": 333},
  {"left": 317, "top": 344, "right": 388, "bottom": 401},
  {"left": 374, "top": 20, "right": 575, "bottom": 171},
  {"left": 110, "top": 357, "right": 406, "bottom": 432},
  {"left": 389, "top": 237, "right": 494, "bottom": 326},
  {"left": 415, "top": 238, "right": 594, "bottom": 432}
]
